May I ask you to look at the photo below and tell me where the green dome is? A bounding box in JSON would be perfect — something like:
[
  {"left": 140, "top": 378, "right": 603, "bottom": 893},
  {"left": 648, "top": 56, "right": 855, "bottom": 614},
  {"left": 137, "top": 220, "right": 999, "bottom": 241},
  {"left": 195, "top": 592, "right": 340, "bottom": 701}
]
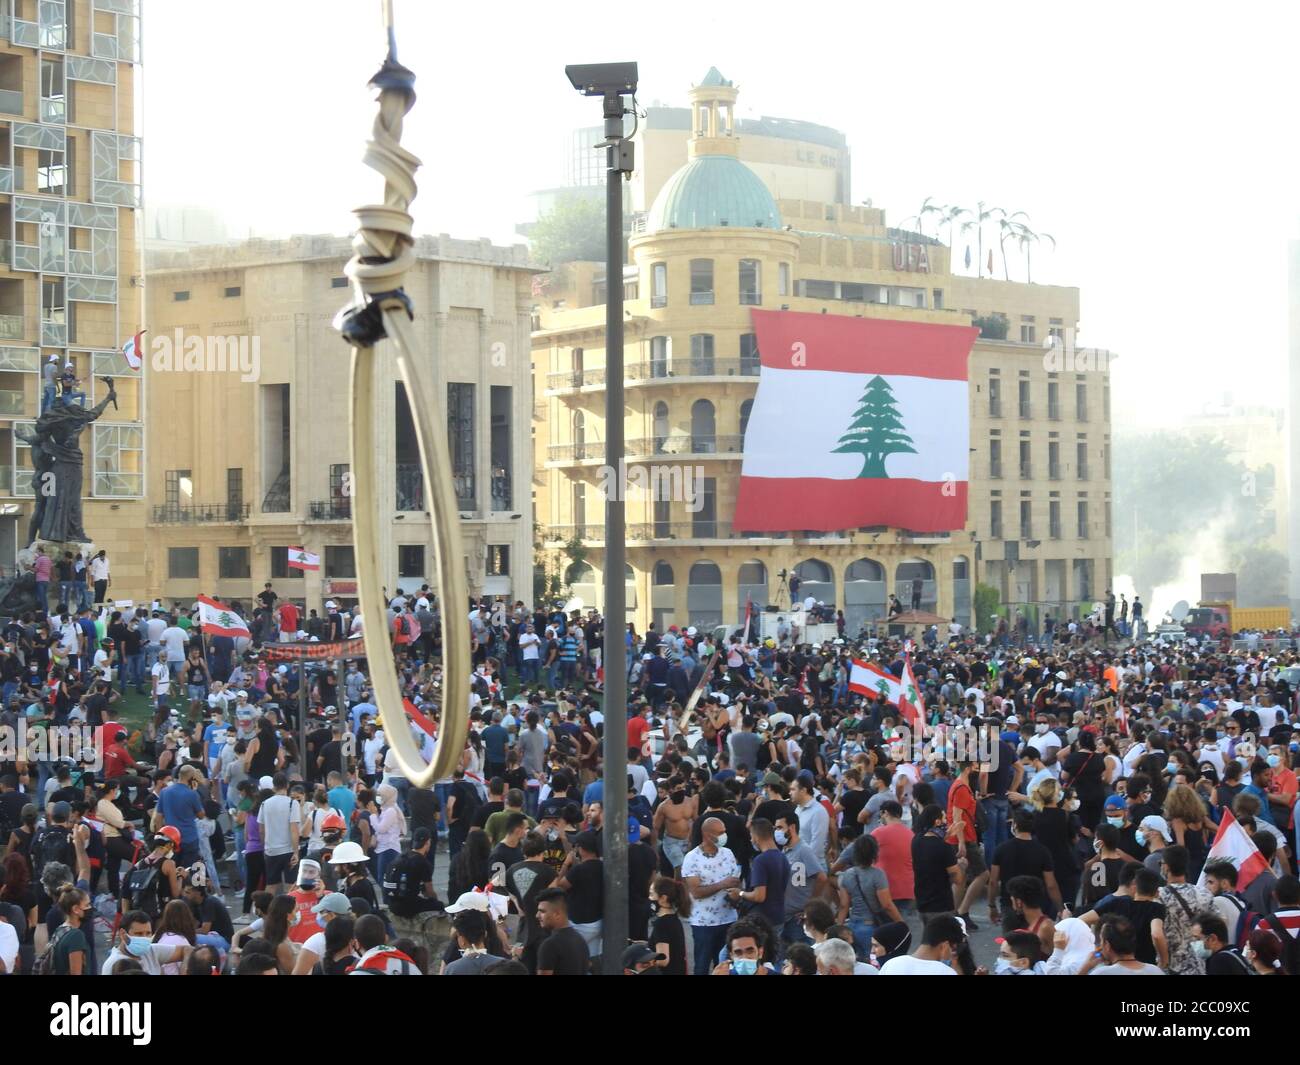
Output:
[{"left": 645, "top": 154, "right": 781, "bottom": 233}]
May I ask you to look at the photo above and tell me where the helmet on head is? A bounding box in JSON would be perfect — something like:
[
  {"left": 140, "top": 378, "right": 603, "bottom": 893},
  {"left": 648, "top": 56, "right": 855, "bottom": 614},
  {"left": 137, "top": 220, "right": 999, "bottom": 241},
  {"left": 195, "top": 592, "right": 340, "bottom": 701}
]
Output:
[{"left": 155, "top": 825, "right": 181, "bottom": 849}]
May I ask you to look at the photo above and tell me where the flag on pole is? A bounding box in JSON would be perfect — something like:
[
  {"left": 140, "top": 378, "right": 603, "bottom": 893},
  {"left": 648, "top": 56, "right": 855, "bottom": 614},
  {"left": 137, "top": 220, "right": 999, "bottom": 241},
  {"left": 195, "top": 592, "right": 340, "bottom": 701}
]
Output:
[
  {"left": 287, "top": 547, "right": 320, "bottom": 571},
  {"left": 1197, "top": 808, "right": 1268, "bottom": 892},
  {"left": 196, "top": 594, "right": 250, "bottom": 638},
  {"left": 121, "top": 330, "right": 145, "bottom": 371},
  {"left": 402, "top": 697, "right": 437, "bottom": 739},
  {"left": 742, "top": 595, "right": 753, "bottom": 645},
  {"left": 849, "top": 658, "right": 903, "bottom": 700},
  {"left": 900, "top": 656, "right": 925, "bottom": 729}
]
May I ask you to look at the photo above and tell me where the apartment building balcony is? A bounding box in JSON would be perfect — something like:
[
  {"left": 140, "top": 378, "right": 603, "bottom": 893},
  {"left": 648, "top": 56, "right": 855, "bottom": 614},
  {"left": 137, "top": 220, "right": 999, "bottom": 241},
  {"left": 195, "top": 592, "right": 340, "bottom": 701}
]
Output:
[
  {"left": 151, "top": 503, "right": 251, "bottom": 524},
  {"left": 545, "top": 357, "right": 760, "bottom": 395},
  {"left": 309, "top": 500, "right": 351, "bottom": 520}
]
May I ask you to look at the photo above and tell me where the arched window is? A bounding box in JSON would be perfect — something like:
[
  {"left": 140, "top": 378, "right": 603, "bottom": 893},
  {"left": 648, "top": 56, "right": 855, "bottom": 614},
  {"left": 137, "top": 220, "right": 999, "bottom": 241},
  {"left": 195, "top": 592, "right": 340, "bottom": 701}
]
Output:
[
  {"left": 739, "top": 399, "right": 753, "bottom": 445},
  {"left": 737, "top": 559, "right": 767, "bottom": 619},
  {"left": 651, "top": 561, "right": 675, "bottom": 631},
  {"left": 844, "top": 558, "right": 887, "bottom": 633},
  {"left": 691, "top": 399, "right": 716, "bottom": 453},
  {"left": 793, "top": 558, "right": 834, "bottom": 609},
  {"left": 653, "top": 561, "right": 674, "bottom": 585},
  {"left": 687, "top": 561, "right": 723, "bottom": 629},
  {"left": 895, "top": 560, "right": 937, "bottom": 614}
]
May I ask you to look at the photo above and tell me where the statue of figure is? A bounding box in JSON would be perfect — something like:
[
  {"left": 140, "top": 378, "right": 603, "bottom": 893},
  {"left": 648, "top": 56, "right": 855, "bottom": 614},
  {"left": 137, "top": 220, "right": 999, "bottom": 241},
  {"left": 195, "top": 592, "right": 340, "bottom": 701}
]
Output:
[{"left": 16, "top": 377, "right": 117, "bottom": 545}]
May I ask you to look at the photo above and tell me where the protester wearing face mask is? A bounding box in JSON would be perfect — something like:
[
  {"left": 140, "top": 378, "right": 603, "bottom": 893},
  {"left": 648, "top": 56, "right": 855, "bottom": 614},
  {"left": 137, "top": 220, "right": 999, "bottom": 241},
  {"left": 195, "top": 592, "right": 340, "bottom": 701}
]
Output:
[
  {"left": 1189, "top": 912, "right": 1252, "bottom": 974},
  {"left": 100, "top": 910, "right": 189, "bottom": 975},
  {"left": 878, "top": 914, "right": 965, "bottom": 975},
  {"left": 994, "top": 929, "right": 1045, "bottom": 974},
  {"left": 680, "top": 816, "right": 741, "bottom": 976}
]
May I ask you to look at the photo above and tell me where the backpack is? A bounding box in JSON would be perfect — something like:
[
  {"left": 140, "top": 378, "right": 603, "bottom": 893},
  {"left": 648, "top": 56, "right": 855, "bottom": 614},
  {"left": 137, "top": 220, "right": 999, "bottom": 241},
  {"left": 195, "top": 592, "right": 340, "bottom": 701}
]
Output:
[
  {"left": 33, "top": 924, "right": 75, "bottom": 975},
  {"left": 399, "top": 615, "right": 411, "bottom": 637},
  {"left": 382, "top": 853, "right": 422, "bottom": 906},
  {"left": 1218, "top": 892, "right": 1264, "bottom": 949},
  {"left": 33, "top": 825, "right": 75, "bottom": 877},
  {"left": 122, "top": 858, "right": 164, "bottom": 919},
  {"left": 1264, "top": 912, "right": 1300, "bottom": 975}
]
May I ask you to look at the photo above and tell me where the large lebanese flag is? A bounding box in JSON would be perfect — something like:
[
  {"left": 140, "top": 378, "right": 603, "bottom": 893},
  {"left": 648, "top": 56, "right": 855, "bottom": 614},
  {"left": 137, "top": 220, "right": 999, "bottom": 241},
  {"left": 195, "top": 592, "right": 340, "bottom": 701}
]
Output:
[
  {"left": 1196, "top": 808, "right": 1268, "bottom": 892},
  {"left": 733, "top": 310, "right": 978, "bottom": 532},
  {"left": 848, "top": 658, "right": 922, "bottom": 728}
]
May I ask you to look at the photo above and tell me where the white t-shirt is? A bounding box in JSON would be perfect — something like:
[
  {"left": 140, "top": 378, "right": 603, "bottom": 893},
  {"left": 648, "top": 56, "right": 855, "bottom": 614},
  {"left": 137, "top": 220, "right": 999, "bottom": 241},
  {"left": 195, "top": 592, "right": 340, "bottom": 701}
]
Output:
[
  {"left": 519, "top": 632, "right": 541, "bottom": 661},
  {"left": 161, "top": 626, "right": 188, "bottom": 662},
  {"left": 302, "top": 930, "right": 326, "bottom": 961},
  {"left": 0, "top": 919, "right": 17, "bottom": 974},
  {"left": 145, "top": 617, "right": 166, "bottom": 644},
  {"left": 257, "top": 794, "right": 303, "bottom": 857},
  {"left": 151, "top": 660, "right": 172, "bottom": 696},
  {"left": 680, "top": 846, "right": 740, "bottom": 927},
  {"left": 878, "top": 955, "right": 956, "bottom": 975}
]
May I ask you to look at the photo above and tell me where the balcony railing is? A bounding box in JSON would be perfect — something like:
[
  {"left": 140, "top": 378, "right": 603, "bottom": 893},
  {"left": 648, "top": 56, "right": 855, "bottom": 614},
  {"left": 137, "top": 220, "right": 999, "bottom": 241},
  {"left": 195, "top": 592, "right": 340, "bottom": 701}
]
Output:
[
  {"left": 1048, "top": 462, "right": 1061, "bottom": 480},
  {"left": 689, "top": 290, "right": 714, "bottom": 305},
  {"left": 543, "top": 521, "right": 797, "bottom": 544},
  {"left": 152, "top": 503, "right": 251, "bottom": 524},
  {"left": 547, "top": 435, "right": 745, "bottom": 463},
  {"left": 0, "top": 314, "right": 23, "bottom": 340},
  {"left": 309, "top": 500, "right": 351, "bottom": 520},
  {"left": 546, "top": 357, "right": 761, "bottom": 392},
  {"left": 0, "top": 389, "right": 23, "bottom": 416},
  {"left": 1019, "top": 462, "right": 1032, "bottom": 479},
  {"left": 739, "top": 290, "right": 761, "bottom": 305}
]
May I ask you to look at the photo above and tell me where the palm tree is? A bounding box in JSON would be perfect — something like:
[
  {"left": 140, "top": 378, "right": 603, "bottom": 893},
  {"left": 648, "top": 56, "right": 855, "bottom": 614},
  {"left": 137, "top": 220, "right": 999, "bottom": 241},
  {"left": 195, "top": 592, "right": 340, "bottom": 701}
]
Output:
[
  {"left": 918, "top": 196, "right": 944, "bottom": 238},
  {"left": 997, "top": 211, "right": 1028, "bottom": 280},
  {"left": 1016, "top": 225, "right": 1055, "bottom": 283},
  {"left": 940, "top": 204, "right": 969, "bottom": 254},
  {"left": 959, "top": 202, "right": 1004, "bottom": 278}
]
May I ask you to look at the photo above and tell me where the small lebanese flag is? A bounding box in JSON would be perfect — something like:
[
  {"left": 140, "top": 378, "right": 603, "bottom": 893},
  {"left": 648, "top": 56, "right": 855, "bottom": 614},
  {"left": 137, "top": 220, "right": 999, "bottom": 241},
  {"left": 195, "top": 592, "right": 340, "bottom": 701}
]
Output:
[
  {"left": 849, "top": 658, "right": 902, "bottom": 700},
  {"left": 196, "top": 594, "right": 250, "bottom": 638},
  {"left": 122, "top": 330, "right": 145, "bottom": 371},
  {"left": 733, "top": 310, "right": 977, "bottom": 533},
  {"left": 402, "top": 697, "right": 437, "bottom": 739},
  {"left": 287, "top": 547, "right": 320, "bottom": 571},
  {"left": 1197, "top": 808, "right": 1269, "bottom": 892},
  {"left": 900, "top": 656, "right": 925, "bottom": 729}
]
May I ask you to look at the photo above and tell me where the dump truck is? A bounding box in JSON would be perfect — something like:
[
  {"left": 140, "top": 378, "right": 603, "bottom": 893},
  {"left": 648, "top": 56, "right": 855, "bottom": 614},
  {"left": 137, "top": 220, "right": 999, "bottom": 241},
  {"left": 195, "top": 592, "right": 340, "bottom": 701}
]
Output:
[{"left": 1182, "top": 601, "right": 1292, "bottom": 639}]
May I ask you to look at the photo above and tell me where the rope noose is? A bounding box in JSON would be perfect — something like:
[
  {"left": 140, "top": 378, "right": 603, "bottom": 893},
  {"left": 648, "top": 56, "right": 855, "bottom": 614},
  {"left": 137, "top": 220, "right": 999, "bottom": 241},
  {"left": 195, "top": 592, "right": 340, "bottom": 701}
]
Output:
[{"left": 335, "top": 3, "right": 469, "bottom": 787}]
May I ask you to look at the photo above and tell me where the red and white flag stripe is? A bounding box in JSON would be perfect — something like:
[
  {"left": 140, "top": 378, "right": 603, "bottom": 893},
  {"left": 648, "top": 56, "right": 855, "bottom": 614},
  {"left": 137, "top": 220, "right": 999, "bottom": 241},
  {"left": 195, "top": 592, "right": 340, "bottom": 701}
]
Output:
[{"left": 1197, "top": 808, "right": 1268, "bottom": 892}]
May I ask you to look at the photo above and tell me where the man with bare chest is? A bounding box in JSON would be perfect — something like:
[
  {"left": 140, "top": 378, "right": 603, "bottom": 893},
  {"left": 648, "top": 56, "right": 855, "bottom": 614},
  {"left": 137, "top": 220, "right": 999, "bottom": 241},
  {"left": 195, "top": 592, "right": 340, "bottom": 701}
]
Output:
[{"left": 654, "top": 780, "right": 698, "bottom": 874}]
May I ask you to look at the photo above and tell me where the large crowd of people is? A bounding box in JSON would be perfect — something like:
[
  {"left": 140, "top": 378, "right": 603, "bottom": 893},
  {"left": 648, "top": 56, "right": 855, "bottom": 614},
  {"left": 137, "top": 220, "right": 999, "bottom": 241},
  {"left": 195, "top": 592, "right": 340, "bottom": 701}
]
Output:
[{"left": 0, "top": 583, "right": 1297, "bottom": 977}]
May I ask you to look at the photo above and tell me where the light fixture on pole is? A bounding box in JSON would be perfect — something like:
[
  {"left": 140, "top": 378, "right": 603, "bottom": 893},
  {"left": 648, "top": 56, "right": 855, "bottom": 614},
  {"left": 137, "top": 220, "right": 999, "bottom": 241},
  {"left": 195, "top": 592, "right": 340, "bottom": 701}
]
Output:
[{"left": 564, "top": 60, "right": 637, "bottom": 976}]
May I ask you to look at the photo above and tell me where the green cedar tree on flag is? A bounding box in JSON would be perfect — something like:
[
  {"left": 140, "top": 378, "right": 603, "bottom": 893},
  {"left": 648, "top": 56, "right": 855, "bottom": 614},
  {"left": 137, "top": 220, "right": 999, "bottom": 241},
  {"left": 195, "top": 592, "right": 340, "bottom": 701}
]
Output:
[
  {"left": 832, "top": 374, "right": 917, "bottom": 478},
  {"left": 197, "top": 594, "right": 251, "bottom": 638}
]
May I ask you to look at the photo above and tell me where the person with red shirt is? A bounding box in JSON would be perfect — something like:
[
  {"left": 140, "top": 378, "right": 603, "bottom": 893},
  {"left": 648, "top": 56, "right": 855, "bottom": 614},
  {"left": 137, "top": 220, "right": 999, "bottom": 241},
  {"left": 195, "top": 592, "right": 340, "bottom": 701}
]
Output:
[
  {"left": 102, "top": 727, "right": 135, "bottom": 781},
  {"left": 946, "top": 759, "right": 990, "bottom": 928},
  {"left": 870, "top": 800, "right": 915, "bottom": 908},
  {"left": 276, "top": 600, "right": 300, "bottom": 640}
]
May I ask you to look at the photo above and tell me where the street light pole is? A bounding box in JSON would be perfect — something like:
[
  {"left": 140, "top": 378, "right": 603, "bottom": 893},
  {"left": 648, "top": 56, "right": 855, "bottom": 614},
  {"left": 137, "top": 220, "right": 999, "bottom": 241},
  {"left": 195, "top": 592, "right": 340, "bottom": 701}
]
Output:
[{"left": 565, "top": 61, "right": 637, "bottom": 975}]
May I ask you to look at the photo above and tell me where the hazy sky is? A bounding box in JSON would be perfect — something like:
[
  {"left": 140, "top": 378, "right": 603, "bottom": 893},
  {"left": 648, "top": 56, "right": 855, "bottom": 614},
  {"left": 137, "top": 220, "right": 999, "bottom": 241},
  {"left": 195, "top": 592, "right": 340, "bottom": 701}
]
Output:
[{"left": 141, "top": 1, "right": 1300, "bottom": 432}]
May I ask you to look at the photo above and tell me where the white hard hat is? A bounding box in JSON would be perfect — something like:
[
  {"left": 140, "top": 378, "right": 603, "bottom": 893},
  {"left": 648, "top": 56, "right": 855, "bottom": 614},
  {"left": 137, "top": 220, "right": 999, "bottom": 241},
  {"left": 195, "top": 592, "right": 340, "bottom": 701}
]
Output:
[{"left": 328, "top": 841, "right": 368, "bottom": 865}]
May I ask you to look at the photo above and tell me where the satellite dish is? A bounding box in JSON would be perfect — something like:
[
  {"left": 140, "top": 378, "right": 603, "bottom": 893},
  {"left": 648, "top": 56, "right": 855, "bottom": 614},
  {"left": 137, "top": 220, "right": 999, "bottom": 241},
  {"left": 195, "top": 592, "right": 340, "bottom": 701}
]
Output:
[
  {"left": 1170, "top": 600, "right": 1190, "bottom": 623},
  {"left": 563, "top": 596, "right": 584, "bottom": 614}
]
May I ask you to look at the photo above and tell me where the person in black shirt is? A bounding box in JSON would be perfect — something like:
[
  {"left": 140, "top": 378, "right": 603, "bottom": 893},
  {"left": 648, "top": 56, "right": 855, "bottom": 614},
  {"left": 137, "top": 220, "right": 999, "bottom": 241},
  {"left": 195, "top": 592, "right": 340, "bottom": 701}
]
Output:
[
  {"left": 555, "top": 831, "right": 603, "bottom": 938},
  {"left": 473, "top": 777, "right": 507, "bottom": 831},
  {"left": 385, "top": 829, "right": 442, "bottom": 918},
  {"left": 989, "top": 810, "right": 1061, "bottom": 932},
  {"left": 627, "top": 833, "right": 657, "bottom": 941},
  {"left": 257, "top": 584, "right": 277, "bottom": 611},
  {"left": 407, "top": 786, "right": 441, "bottom": 840},
  {"left": 535, "top": 888, "right": 590, "bottom": 975},
  {"left": 184, "top": 874, "right": 234, "bottom": 943},
  {"left": 1194, "top": 913, "right": 1252, "bottom": 975},
  {"left": 837, "top": 768, "right": 869, "bottom": 841},
  {"left": 488, "top": 813, "right": 529, "bottom": 882},
  {"left": 912, "top": 804, "right": 961, "bottom": 918},
  {"left": 505, "top": 833, "right": 557, "bottom": 972}
]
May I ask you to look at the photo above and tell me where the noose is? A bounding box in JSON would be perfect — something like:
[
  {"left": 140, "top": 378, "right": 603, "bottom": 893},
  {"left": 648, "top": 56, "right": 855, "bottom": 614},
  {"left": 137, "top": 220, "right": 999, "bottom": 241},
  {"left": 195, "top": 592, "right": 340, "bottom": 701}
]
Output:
[{"left": 334, "top": 0, "right": 469, "bottom": 786}]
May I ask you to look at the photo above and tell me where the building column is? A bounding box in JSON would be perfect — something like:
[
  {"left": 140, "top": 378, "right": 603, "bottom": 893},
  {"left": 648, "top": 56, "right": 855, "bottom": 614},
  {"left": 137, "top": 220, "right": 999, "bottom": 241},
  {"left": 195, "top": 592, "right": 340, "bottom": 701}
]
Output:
[
  {"left": 720, "top": 558, "right": 740, "bottom": 627},
  {"left": 934, "top": 546, "right": 953, "bottom": 621}
]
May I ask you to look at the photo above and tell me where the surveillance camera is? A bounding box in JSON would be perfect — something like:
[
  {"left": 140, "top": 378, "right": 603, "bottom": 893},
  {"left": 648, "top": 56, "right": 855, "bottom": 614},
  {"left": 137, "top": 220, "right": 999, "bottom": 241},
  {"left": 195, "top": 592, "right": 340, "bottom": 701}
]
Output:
[{"left": 565, "top": 62, "right": 638, "bottom": 96}]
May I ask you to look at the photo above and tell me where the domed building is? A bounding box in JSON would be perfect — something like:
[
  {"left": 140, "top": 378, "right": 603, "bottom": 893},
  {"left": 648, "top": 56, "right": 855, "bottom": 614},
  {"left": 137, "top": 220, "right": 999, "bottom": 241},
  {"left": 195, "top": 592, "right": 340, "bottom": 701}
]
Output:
[{"left": 532, "top": 70, "right": 1112, "bottom": 636}]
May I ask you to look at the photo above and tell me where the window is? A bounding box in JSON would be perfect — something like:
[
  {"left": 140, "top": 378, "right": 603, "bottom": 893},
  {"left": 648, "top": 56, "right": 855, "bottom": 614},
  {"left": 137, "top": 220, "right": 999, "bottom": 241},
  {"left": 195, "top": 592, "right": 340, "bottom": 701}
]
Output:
[
  {"left": 988, "top": 376, "right": 1001, "bottom": 417},
  {"left": 490, "top": 385, "right": 512, "bottom": 510},
  {"left": 1076, "top": 379, "right": 1088, "bottom": 421},
  {"left": 1105, "top": 499, "right": 1112, "bottom": 538},
  {"left": 325, "top": 546, "right": 356, "bottom": 579},
  {"left": 689, "top": 259, "right": 713, "bottom": 304},
  {"left": 224, "top": 286, "right": 241, "bottom": 298},
  {"left": 226, "top": 467, "right": 243, "bottom": 519},
  {"left": 1019, "top": 438, "right": 1031, "bottom": 479},
  {"left": 740, "top": 399, "right": 753, "bottom": 444},
  {"left": 932, "top": 289, "right": 944, "bottom": 309},
  {"left": 649, "top": 336, "right": 669, "bottom": 378},
  {"left": 37, "top": 146, "right": 65, "bottom": 194},
  {"left": 173, "top": 290, "right": 190, "bottom": 302},
  {"left": 331, "top": 276, "right": 348, "bottom": 289},
  {"left": 778, "top": 262, "right": 790, "bottom": 296},
  {"left": 739, "top": 333, "right": 759, "bottom": 375},
  {"left": 1048, "top": 440, "right": 1060, "bottom": 479},
  {"left": 448, "top": 382, "right": 475, "bottom": 509},
  {"left": 1020, "top": 498, "right": 1033, "bottom": 540},
  {"left": 1018, "top": 378, "right": 1031, "bottom": 419},
  {"left": 690, "top": 399, "right": 716, "bottom": 452},
  {"left": 398, "top": 545, "right": 425, "bottom": 579},
  {"left": 329, "top": 463, "right": 350, "bottom": 515},
  {"left": 487, "top": 545, "right": 510, "bottom": 576},
  {"left": 168, "top": 547, "right": 199, "bottom": 579},
  {"left": 271, "top": 547, "right": 305, "bottom": 579},
  {"left": 989, "top": 437, "right": 1002, "bottom": 478},
  {"left": 653, "top": 401, "right": 669, "bottom": 454},
  {"left": 651, "top": 262, "right": 667, "bottom": 308},
  {"left": 1047, "top": 379, "right": 1060, "bottom": 420},
  {"left": 1077, "top": 498, "right": 1090, "bottom": 539},
  {"left": 1077, "top": 438, "right": 1089, "bottom": 480},
  {"left": 739, "top": 259, "right": 761, "bottom": 305},
  {"left": 1103, "top": 383, "right": 1110, "bottom": 421},
  {"left": 693, "top": 477, "right": 717, "bottom": 537},
  {"left": 1020, "top": 315, "right": 1036, "bottom": 343},
  {"left": 990, "top": 499, "right": 1003, "bottom": 539},
  {"left": 572, "top": 410, "right": 585, "bottom": 460},
  {"left": 218, "top": 547, "right": 250, "bottom": 579},
  {"left": 573, "top": 481, "right": 586, "bottom": 529},
  {"left": 1049, "top": 500, "right": 1062, "bottom": 539},
  {"left": 653, "top": 497, "right": 671, "bottom": 537},
  {"left": 689, "top": 334, "right": 714, "bottom": 375}
]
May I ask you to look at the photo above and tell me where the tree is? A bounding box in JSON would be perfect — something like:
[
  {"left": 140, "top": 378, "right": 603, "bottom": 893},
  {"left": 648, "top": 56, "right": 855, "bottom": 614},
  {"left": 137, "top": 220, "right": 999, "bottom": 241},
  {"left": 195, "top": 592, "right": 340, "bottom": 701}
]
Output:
[
  {"left": 833, "top": 375, "right": 916, "bottom": 478},
  {"left": 1016, "top": 224, "right": 1055, "bottom": 283},
  {"left": 996, "top": 211, "right": 1028, "bottom": 280},
  {"left": 529, "top": 195, "right": 606, "bottom": 266},
  {"left": 972, "top": 313, "right": 1009, "bottom": 340},
  {"left": 959, "top": 201, "right": 1004, "bottom": 278},
  {"left": 974, "top": 583, "right": 1002, "bottom": 634}
]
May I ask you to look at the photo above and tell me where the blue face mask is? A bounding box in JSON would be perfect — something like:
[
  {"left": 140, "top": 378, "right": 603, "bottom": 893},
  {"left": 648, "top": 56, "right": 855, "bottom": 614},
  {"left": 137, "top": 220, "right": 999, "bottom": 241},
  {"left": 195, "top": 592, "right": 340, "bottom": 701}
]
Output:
[
  {"left": 126, "top": 936, "right": 152, "bottom": 958},
  {"left": 1107, "top": 816, "right": 1124, "bottom": 827},
  {"left": 1267, "top": 755, "right": 1282, "bottom": 769},
  {"left": 731, "top": 958, "right": 758, "bottom": 976},
  {"left": 316, "top": 914, "right": 329, "bottom": 929}
]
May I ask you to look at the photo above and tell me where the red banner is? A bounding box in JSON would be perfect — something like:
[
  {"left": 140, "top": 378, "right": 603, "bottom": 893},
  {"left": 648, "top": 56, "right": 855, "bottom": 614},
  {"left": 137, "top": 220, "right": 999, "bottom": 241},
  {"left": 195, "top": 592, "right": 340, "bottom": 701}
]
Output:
[{"left": 260, "top": 636, "right": 367, "bottom": 662}]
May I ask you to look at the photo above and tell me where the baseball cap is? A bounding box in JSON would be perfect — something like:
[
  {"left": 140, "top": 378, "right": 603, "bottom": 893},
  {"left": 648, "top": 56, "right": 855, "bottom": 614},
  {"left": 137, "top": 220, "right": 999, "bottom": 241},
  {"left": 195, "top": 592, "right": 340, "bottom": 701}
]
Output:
[
  {"left": 621, "top": 944, "right": 665, "bottom": 968},
  {"left": 628, "top": 817, "right": 643, "bottom": 844},
  {"left": 258, "top": 775, "right": 274, "bottom": 790},
  {"left": 1104, "top": 794, "right": 1126, "bottom": 811},
  {"left": 444, "top": 890, "right": 492, "bottom": 914},
  {"left": 51, "top": 800, "right": 71, "bottom": 820},
  {"left": 763, "top": 772, "right": 783, "bottom": 787},
  {"left": 311, "top": 892, "right": 351, "bottom": 915},
  {"left": 1139, "top": 815, "right": 1173, "bottom": 842}
]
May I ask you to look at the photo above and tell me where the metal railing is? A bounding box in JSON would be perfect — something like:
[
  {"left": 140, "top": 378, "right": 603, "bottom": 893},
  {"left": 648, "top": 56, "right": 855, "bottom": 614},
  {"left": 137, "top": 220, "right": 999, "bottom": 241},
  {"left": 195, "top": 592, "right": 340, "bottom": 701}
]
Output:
[
  {"left": 309, "top": 500, "right": 351, "bottom": 520},
  {"left": 0, "top": 388, "right": 23, "bottom": 415},
  {"left": 0, "top": 314, "right": 23, "bottom": 340},
  {"left": 152, "top": 502, "right": 251, "bottom": 524},
  {"left": 544, "top": 521, "right": 800, "bottom": 543},
  {"left": 547, "top": 435, "right": 745, "bottom": 463},
  {"left": 396, "top": 462, "right": 425, "bottom": 512},
  {"left": 546, "top": 357, "right": 761, "bottom": 391},
  {"left": 689, "top": 290, "right": 714, "bottom": 305}
]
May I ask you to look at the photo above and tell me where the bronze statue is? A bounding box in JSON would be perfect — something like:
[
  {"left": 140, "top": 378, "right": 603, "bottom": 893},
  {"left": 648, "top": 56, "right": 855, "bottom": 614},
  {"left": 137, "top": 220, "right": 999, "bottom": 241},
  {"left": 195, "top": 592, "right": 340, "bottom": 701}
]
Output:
[{"left": 16, "top": 377, "right": 117, "bottom": 545}]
